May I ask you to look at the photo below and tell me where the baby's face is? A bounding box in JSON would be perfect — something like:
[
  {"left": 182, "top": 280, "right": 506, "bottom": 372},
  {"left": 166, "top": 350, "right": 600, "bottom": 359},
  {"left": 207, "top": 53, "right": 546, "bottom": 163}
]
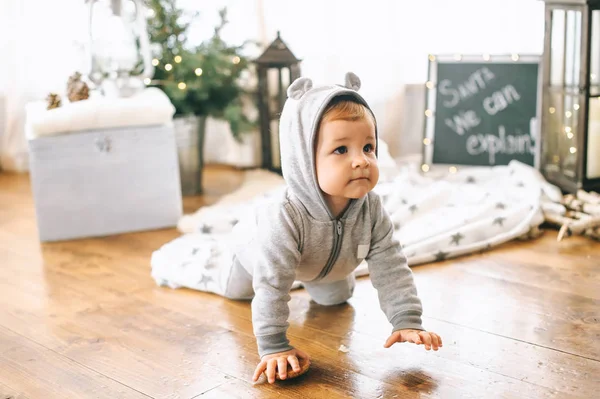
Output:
[{"left": 315, "top": 118, "right": 379, "bottom": 202}]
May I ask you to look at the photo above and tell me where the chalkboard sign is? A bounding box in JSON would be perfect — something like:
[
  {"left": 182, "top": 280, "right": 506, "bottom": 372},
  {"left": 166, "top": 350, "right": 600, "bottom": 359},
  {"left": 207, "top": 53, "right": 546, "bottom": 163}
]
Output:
[{"left": 422, "top": 54, "right": 541, "bottom": 167}]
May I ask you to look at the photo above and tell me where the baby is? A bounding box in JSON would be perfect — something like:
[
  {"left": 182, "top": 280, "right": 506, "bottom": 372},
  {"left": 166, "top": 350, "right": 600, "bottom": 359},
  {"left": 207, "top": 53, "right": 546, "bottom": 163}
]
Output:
[{"left": 171, "top": 72, "right": 442, "bottom": 384}]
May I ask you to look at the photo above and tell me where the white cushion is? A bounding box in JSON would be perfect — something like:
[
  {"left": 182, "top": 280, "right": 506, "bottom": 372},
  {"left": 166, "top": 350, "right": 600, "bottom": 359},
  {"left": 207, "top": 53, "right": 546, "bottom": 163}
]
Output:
[{"left": 26, "top": 87, "right": 176, "bottom": 139}]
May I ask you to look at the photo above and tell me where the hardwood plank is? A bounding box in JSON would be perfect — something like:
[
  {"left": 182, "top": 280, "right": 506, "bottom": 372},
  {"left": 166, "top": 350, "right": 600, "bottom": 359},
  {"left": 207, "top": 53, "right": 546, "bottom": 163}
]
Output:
[
  {"left": 286, "top": 291, "right": 598, "bottom": 399},
  {"left": 0, "top": 325, "right": 149, "bottom": 399},
  {"left": 133, "top": 286, "right": 588, "bottom": 398},
  {"left": 0, "top": 382, "right": 32, "bottom": 399},
  {"left": 1, "top": 169, "right": 599, "bottom": 398},
  {"left": 390, "top": 258, "right": 600, "bottom": 360},
  {"left": 0, "top": 279, "right": 249, "bottom": 398}
]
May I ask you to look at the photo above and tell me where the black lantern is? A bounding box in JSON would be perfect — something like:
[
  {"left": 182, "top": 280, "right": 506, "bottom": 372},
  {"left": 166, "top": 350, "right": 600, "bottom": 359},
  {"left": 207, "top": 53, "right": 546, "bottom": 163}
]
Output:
[
  {"left": 540, "top": 0, "right": 600, "bottom": 192},
  {"left": 254, "top": 32, "right": 302, "bottom": 173}
]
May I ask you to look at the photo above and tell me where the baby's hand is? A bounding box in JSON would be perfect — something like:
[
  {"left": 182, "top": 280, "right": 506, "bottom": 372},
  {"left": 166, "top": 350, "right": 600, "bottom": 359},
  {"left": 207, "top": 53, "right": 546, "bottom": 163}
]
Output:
[
  {"left": 384, "top": 329, "right": 443, "bottom": 351},
  {"left": 252, "top": 348, "right": 310, "bottom": 384}
]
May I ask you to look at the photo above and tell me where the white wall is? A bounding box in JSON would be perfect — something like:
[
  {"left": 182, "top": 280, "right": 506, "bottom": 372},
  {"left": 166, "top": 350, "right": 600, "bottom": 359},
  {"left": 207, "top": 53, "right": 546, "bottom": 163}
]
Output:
[
  {"left": 0, "top": 0, "right": 545, "bottom": 170},
  {"left": 184, "top": 0, "right": 545, "bottom": 159}
]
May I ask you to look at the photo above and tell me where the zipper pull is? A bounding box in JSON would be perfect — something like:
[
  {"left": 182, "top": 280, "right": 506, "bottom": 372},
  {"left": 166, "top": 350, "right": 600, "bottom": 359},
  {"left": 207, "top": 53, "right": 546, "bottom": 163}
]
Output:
[{"left": 337, "top": 220, "right": 342, "bottom": 235}]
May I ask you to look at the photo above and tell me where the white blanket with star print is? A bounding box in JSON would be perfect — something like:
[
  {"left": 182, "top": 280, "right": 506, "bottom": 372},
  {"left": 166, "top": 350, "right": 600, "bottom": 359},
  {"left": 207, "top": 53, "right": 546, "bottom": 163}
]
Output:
[{"left": 150, "top": 160, "right": 562, "bottom": 291}]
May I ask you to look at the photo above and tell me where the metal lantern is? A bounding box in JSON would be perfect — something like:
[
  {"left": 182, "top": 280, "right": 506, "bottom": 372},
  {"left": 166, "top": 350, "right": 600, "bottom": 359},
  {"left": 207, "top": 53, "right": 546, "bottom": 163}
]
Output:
[
  {"left": 254, "top": 32, "right": 301, "bottom": 173},
  {"left": 540, "top": 0, "right": 600, "bottom": 192}
]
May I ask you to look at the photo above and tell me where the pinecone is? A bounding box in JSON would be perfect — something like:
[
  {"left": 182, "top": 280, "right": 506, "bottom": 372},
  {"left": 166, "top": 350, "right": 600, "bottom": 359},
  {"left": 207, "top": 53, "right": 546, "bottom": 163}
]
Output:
[
  {"left": 46, "top": 93, "right": 62, "bottom": 110},
  {"left": 67, "top": 72, "right": 90, "bottom": 102}
]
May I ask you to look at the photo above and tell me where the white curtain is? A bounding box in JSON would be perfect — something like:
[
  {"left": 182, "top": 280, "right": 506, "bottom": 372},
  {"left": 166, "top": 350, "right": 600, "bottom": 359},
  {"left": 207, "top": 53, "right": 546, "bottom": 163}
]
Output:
[
  {"left": 0, "top": 0, "right": 544, "bottom": 171},
  {"left": 0, "top": 0, "right": 86, "bottom": 172}
]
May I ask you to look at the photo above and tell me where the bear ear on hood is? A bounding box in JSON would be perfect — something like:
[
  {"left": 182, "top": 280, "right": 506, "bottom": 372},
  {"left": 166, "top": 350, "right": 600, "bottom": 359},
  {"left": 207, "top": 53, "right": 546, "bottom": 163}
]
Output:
[
  {"left": 287, "top": 77, "right": 313, "bottom": 100},
  {"left": 344, "top": 72, "right": 361, "bottom": 91}
]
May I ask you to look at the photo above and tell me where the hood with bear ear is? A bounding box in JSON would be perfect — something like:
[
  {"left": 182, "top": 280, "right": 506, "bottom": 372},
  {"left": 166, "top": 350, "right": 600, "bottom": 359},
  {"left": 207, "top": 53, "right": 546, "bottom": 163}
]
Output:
[{"left": 278, "top": 72, "right": 378, "bottom": 221}]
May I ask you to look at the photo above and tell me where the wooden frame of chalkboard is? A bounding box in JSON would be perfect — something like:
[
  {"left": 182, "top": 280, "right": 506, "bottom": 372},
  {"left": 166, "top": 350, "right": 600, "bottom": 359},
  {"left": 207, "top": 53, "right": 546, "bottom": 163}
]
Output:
[{"left": 421, "top": 54, "right": 542, "bottom": 173}]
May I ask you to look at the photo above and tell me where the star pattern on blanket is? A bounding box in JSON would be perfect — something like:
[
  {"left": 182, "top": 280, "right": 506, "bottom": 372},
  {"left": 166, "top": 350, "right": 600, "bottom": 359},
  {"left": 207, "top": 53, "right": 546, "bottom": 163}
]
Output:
[
  {"left": 493, "top": 217, "right": 506, "bottom": 227},
  {"left": 450, "top": 232, "right": 464, "bottom": 245},
  {"left": 466, "top": 176, "right": 476, "bottom": 184},
  {"left": 496, "top": 202, "right": 506, "bottom": 209},
  {"left": 516, "top": 181, "right": 525, "bottom": 188},
  {"left": 409, "top": 204, "right": 418, "bottom": 214},
  {"left": 204, "top": 261, "right": 217, "bottom": 270},
  {"left": 230, "top": 219, "right": 239, "bottom": 227},
  {"left": 198, "top": 274, "right": 213, "bottom": 289},
  {"left": 201, "top": 224, "right": 213, "bottom": 234},
  {"left": 434, "top": 250, "right": 449, "bottom": 261},
  {"left": 393, "top": 221, "right": 401, "bottom": 230},
  {"left": 191, "top": 248, "right": 200, "bottom": 255}
]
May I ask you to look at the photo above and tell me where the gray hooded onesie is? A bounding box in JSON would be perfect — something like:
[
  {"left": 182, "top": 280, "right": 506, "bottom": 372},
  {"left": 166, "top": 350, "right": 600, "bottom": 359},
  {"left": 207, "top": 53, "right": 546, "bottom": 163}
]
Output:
[{"left": 230, "top": 73, "right": 424, "bottom": 358}]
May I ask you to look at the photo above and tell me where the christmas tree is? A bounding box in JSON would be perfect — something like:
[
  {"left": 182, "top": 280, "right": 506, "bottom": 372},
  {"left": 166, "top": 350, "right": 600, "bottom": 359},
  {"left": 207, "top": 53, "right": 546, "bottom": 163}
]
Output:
[{"left": 145, "top": 0, "right": 255, "bottom": 139}]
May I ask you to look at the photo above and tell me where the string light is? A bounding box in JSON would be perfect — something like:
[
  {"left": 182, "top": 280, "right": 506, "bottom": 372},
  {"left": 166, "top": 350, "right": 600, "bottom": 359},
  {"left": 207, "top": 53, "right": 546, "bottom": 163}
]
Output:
[
  {"left": 549, "top": 107, "right": 556, "bottom": 114},
  {"left": 565, "top": 111, "right": 572, "bottom": 118},
  {"left": 453, "top": 54, "right": 462, "bottom": 61},
  {"left": 144, "top": 78, "right": 151, "bottom": 85},
  {"left": 174, "top": 55, "right": 182, "bottom": 63},
  {"left": 567, "top": 132, "right": 574, "bottom": 139},
  {"left": 421, "top": 164, "right": 430, "bottom": 172},
  {"left": 232, "top": 56, "right": 240, "bottom": 64},
  {"left": 511, "top": 54, "right": 519, "bottom": 61},
  {"left": 152, "top": 58, "right": 159, "bottom": 66},
  {"left": 449, "top": 166, "right": 458, "bottom": 173},
  {"left": 195, "top": 68, "right": 203, "bottom": 76},
  {"left": 574, "top": 104, "right": 580, "bottom": 110},
  {"left": 423, "top": 138, "right": 431, "bottom": 145},
  {"left": 165, "top": 63, "right": 173, "bottom": 71},
  {"left": 425, "top": 109, "right": 433, "bottom": 117},
  {"left": 428, "top": 54, "right": 436, "bottom": 62},
  {"left": 178, "top": 82, "right": 186, "bottom": 90},
  {"left": 570, "top": 147, "right": 577, "bottom": 154},
  {"left": 565, "top": 126, "right": 572, "bottom": 133},
  {"left": 483, "top": 54, "right": 490, "bottom": 61},
  {"left": 425, "top": 81, "right": 434, "bottom": 89}
]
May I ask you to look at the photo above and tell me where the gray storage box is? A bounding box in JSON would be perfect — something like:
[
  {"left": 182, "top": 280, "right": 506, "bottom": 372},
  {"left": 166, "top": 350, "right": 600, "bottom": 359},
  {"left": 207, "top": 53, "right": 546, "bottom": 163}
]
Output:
[{"left": 28, "top": 124, "right": 182, "bottom": 242}]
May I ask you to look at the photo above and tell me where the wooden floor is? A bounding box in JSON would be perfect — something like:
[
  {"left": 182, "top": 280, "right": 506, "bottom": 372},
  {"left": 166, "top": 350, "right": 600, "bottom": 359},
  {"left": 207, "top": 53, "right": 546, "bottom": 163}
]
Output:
[{"left": 1, "top": 166, "right": 599, "bottom": 399}]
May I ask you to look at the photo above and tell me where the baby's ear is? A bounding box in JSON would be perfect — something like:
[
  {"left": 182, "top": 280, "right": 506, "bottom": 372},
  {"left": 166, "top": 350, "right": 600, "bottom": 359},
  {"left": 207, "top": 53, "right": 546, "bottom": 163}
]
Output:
[
  {"left": 344, "top": 72, "right": 361, "bottom": 91},
  {"left": 287, "top": 77, "right": 313, "bottom": 100}
]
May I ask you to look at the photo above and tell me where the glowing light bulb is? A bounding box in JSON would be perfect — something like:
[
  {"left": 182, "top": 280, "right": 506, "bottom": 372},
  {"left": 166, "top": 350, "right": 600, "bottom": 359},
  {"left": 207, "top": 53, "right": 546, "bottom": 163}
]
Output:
[
  {"left": 195, "top": 68, "right": 203, "bottom": 76},
  {"left": 421, "top": 164, "right": 430, "bottom": 172},
  {"left": 165, "top": 63, "right": 173, "bottom": 71},
  {"left": 174, "top": 55, "right": 182, "bottom": 63},
  {"left": 152, "top": 58, "right": 159, "bottom": 66},
  {"left": 178, "top": 82, "right": 186, "bottom": 90}
]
